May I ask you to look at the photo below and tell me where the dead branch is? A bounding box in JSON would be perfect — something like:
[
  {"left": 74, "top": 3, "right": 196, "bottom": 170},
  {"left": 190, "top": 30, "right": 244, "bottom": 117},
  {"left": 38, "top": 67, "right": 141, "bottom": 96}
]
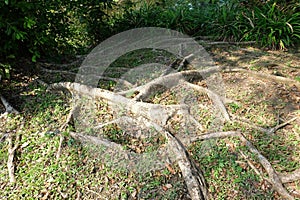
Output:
[{"left": 223, "top": 67, "right": 300, "bottom": 88}]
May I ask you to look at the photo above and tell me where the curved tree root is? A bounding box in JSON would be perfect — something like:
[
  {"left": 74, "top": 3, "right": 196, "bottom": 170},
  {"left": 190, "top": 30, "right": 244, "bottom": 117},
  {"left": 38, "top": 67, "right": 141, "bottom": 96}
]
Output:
[{"left": 48, "top": 67, "right": 298, "bottom": 199}]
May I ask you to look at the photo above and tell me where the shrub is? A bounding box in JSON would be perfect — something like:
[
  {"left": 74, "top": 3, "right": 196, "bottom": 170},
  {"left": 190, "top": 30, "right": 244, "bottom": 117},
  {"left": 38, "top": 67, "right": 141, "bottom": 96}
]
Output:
[
  {"left": 0, "top": 0, "right": 113, "bottom": 62},
  {"left": 242, "top": 2, "right": 300, "bottom": 49}
]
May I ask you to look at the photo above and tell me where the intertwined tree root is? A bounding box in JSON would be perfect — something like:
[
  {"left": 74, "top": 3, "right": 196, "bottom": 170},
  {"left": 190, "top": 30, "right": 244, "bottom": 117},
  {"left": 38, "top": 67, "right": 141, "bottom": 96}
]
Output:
[{"left": 48, "top": 64, "right": 300, "bottom": 200}]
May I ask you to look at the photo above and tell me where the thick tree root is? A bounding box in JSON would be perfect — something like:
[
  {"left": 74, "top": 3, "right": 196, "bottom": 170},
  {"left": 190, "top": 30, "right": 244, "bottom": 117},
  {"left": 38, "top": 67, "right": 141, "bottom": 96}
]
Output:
[
  {"left": 48, "top": 67, "right": 299, "bottom": 199},
  {"left": 6, "top": 120, "right": 23, "bottom": 184},
  {"left": 0, "top": 95, "right": 19, "bottom": 115},
  {"left": 7, "top": 134, "right": 20, "bottom": 183},
  {"left": 178, "top": 131, "right": 297, "bottom": 200}
]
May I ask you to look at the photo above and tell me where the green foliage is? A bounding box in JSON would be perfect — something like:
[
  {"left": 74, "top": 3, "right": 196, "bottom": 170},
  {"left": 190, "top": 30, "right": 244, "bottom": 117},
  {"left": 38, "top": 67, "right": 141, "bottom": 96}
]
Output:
[
  {"left": 0, "top": 0, "right": 113, "bottom": 62},
  {"left": 112, "top": 0, "right": 300, "bottom": 49},
  {"left": 208, "top": 0, "right": 246, "bottom": 41},
  {"left": 0, "top": 63, "right": 11, "bottom": 79},
  {"left": 242, "top": 2, "right": 300, "bottom": 49},
  {"left": 1, "top": 0, "right": 299, "bottom": 64}
]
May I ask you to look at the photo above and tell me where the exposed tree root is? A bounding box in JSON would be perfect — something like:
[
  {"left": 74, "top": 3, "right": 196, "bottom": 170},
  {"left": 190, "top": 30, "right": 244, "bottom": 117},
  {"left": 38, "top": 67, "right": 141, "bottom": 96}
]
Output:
[
  {"left": 239, "top": 133, "right": 294, "bottom": 200},
  {"left": 232, "top": 115, "right": 298, "bottom": 135},
  {"left": 266, "top": 117, "right": 298, "bottom": 134},
  {"left": 177, "top": 131, "right": 238, "bottom": 146},
  {"left": 161, "top": 53, "right": 193, "bottom": 76},
  {"left": 49, "top": 80, "right": 214, "bottom": 199},
  {"left": 1, "top": 86, "right": 23, "bottom": 183},
  {"left": 49, "top": 82, "right": 191, "bottom": 127},
  {"left": 69, "top": 121, "right": 211, "bottom": 200},
  {"left": 56, "top": 105, "right": 77, "bottom": 160},
  {"left": 0, "top": 95, "right": 19, "bottom": 115},
  {"left": 48, "top": 65, "right": 299, "bottom": 199},
  {"left": 279, "top": 169, "right": 300, "bottom": 184},
  {"left": 7, "top": 134, "right": 20, "bottom": 183},
  {"left": 145, "top": 121, "right": 211, "bottom": 200},
  {"left": 178, "top": 130, "right": 296, "bottom": 200},
  {"left": 7, "top": 119, "right": 23, "bottom": 184},
  {"left": 38, "top": 55, "right": 86, "bottom": 69},
  {"left": 223, "top": 67, "right": 300, "bottom": 88},
  {"left": 182, "top": 81, "right": 230, "bottom": 121},
  {"left": 199, "top": 41, "right": 256, "bottom": 45},
  {"left": 117, "top": 66, "right": 222, "bottom": 99},
  {"left": 39, "top": 67, "right": 133, "bottom": 88}
]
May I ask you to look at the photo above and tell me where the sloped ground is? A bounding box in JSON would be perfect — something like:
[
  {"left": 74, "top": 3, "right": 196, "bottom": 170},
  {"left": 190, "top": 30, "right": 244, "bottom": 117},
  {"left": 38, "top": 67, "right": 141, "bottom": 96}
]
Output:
[{"left": 0, "top": 44, "right": 299, "bottom": 199}]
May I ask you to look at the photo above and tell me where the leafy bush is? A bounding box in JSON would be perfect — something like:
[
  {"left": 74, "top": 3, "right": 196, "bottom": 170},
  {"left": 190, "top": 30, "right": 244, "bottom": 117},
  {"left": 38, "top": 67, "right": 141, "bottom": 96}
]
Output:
[
  {"left": 0, "top": 0, "right": 113, "bottom": 62},
  {"left": 242, "top": 2, "right": 300, "bottom": 49},
  {"left": 1, "top": 0, "right": 299, "bottom": 64},
  {"left": 207, "top": 0, "right": 246, "bottom": 41}
]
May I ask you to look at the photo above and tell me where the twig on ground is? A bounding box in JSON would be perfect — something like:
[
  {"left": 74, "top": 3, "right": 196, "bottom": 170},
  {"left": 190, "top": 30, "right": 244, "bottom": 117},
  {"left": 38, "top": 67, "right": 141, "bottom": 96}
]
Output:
[
  {"left": 56, "top": 106, "right": 77, "bottom": 160},
  {"left": 267, "top": 117, "right": 298, "bottom": 134}
]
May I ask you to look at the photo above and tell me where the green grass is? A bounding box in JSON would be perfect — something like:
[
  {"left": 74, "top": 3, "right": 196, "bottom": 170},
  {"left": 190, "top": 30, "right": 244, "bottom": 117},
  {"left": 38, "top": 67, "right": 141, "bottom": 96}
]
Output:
[{"left": 0, "top": 83, "right": 186, "bottom": 199}]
